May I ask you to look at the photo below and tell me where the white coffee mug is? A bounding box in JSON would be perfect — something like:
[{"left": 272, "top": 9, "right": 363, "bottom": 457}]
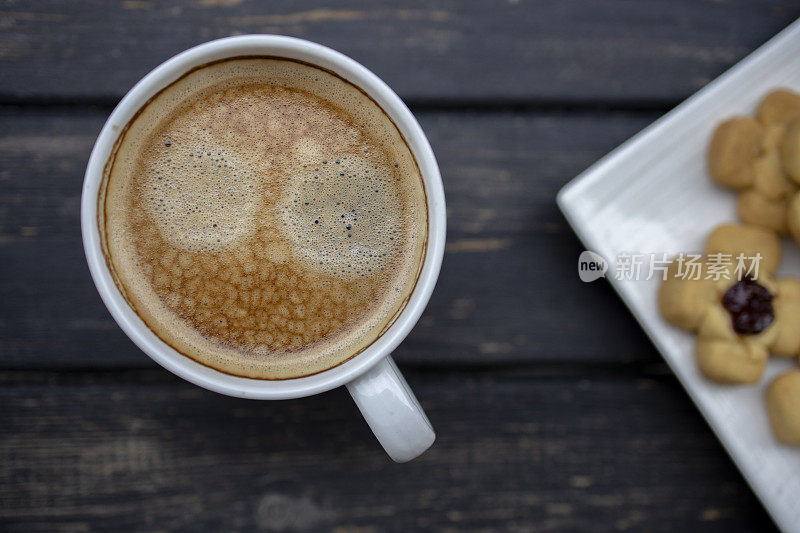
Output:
[{"left": 81, "top": 35, "right": 446, "bottom": 462}]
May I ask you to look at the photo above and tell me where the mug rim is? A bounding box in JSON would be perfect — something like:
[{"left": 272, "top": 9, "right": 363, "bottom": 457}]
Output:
[{"left": 81, "top": 35, "right": 446, "bottom": 400}]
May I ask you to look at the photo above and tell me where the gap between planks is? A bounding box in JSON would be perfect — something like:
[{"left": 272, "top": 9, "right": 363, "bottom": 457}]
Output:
[
  {"left": 0, "top": 361, "right": 675, "bottom": 388},
  {"left": 0, "top": 96, "right": 679, "bottom": 115}
]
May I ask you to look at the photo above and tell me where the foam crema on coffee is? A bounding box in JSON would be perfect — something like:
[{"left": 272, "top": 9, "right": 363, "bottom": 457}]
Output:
[
  {"left": 279, "top": 152, "right": 404, "bottom": 280},
  {"left": 99, "top": 58, "right": 427, "bottom": 379},
  {"left": 142, "top": 143, "right": 262, "bottom": 252}
]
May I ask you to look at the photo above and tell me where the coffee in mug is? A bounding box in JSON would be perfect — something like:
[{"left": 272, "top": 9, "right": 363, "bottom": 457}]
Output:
[{"left": 98, "top": 57, "right": 428, "bottom": 379}]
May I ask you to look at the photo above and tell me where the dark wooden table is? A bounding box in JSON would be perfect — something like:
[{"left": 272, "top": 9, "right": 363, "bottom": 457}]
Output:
[{"left": 2, "top": 2, "right": 799, "bottom": 531}]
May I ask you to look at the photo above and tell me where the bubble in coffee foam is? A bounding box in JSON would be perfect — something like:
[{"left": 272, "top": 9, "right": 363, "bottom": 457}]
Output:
[
  {"left": 280, "top": 153, "right": 402, "bottom": 280},
  {"left": 142, "top": 141, "right": 261, "bottom": 252}
]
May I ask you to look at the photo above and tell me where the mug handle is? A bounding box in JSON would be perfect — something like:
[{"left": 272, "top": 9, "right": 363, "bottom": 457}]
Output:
[{"left": 346, "top": 356, "right": 435, "bottom": 462}]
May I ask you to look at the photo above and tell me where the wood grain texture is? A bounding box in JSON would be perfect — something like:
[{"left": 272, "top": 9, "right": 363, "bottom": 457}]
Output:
[
  {"left": 0, "top": 4, "right": 790, "bottom": 531},
  {"left": 0, "top": 1, "right": 797, "bottom": 103},
  {"left": 0, "top": 109, "right": 657, "bottom": 368},
  {"left": 0, "top": 370, "right": 776, "bottom": 532}
]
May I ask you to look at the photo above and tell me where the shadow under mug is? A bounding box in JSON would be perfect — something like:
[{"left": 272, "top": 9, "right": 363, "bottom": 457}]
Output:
[{"left": 81, "top": 35, "right": 447, "bottom": 462}]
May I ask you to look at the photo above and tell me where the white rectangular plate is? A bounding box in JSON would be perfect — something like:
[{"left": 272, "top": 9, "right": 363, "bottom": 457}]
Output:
[{"left": 558, "top": 19, "right": 800, "bottom": 533}]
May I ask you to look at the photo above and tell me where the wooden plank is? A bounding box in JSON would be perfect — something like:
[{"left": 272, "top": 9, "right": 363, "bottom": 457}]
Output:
[
  {"left": 0, "top": 370, "right": 775, "bottom": 532},
  {"left": 0, "top": 1, "right": 797, "bottom": 102},
  {"left": 0, "top": 109, "right": 659, "bottom": 368}
]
